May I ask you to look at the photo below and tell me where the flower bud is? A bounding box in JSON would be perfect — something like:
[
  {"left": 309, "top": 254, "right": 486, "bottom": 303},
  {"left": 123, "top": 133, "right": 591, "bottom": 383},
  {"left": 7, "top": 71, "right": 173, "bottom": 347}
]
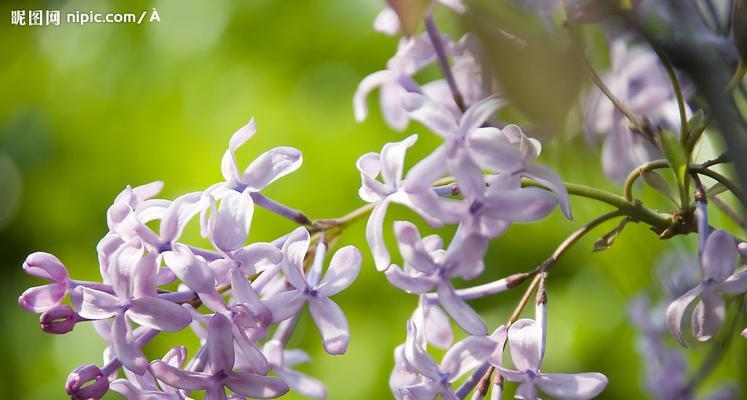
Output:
[
  {"left": 40, "top": 305, "right": 76, "bottom": 334},
  {"left": 65, "top": 364, "right": 109, "bottom": 400}
]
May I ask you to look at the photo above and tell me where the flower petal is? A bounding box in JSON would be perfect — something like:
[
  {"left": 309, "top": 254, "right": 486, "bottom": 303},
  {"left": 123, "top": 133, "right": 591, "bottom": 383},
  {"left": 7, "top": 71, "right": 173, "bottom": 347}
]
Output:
[
  {"left": 230, "top": 271, "right": 272, "bottom": 327},
  {"left": 308, "top": 296, "right": 350, "bottom": 355},
  {"left": 366, "top": 199, "right": 393, "bottom": 271},
  {"left": 665, "top": 285, "right": 701, "bottom": 346},
  {"left": 482, "top": 187, "right": 558, "bottom": 222},
  {"left": 265, "top": 290, "right": 306, "bottom": 323},
  {"left": 465, "top": 128, "right": 525, "bottom": 172},
  {"left": 208, "top": 313, "right": 235, "bottom": 373},
  {"left": 393, "top": 221, "right": 438, "bottom": 273},
  {"left": 162, "top": 244, "right": 216, "bottom": 293},
  {"left": 225, "top": 371, "right": 290, "bottom": 399},
  {"left": 23, "top": 252, "right": 68, "bottom": 282},
  {"left": 354, "top": 70, "right": 393, "bottom": 122},
  {"left": 128, "top": 297, "right": 192, "bottom": 332},
  {"left": 437, "top": 281, "right": 487, "bottom": 335},
  {"left": 385, "top": 265, "right": 439, "bottom": 293},
  {"left": 380, "top": 134, "right": 418, "bottom": 186},
  {"left": 507, "top": 319, "right": 542, "bottom": 372},
  {"left": 441, "top": 335, "right": 497, "bottom": 380},
  {"left": 404, "top": 320, "right": 441, "bottom": 380},
  {"left": 281, "top": 227, "right": 311, "bottom": 289},
  {"left": 276, "top": 368, "right": 328, "bottom": 399},
  {"left": 459, "top": 95, "right": 504, "bottom": 134},
  {"left": 691, "top": 290, "right": 725, "bottom": 342},
  {"left": 701, "top": 230, "right": 737, "bottom": 282},
  {"left": 524, "top": 164, "right": 571, "bottom": 219},
  {"left": 234, "top": 242, "right": 282, "bottom": 275},
  {"left": 18, "top": 282, "right": 68, "bottom": 313},
  {"left": 221, "top": 119, "right": 257, "bottom": 182},
  {"left": 240, "top": 147, "right": 303, "bottom": 191},
  {"left": 159, "top": 191, "right": 204, "bottom": 243},
  {"left": 76, "top": 287, "right": 122, "bottom": 319},
  {"left": 536, "top": 372, "right": 608, "bottom": 400},
  {"left": 112, "top": 313, "right": 148, "bottom": 375},
  {"left": 401, "top": 92, "right": 459, "bottom": 137},
  {"left": 447, "top": 146, "right": 485, "bottom": 200},
  {"left": 149, "top": 361, "right": 211, "bottom": 391},
  {"left": 211, "top": 189, "right": 254, "bottom": 252},
  {"left": 316, "top": 246, "right": 362, "bottom": 297}
]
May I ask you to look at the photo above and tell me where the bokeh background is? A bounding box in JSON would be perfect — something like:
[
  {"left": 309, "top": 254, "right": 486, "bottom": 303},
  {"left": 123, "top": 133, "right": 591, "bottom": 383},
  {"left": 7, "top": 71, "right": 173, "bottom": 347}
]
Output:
[{"left": 0, "top": 0, "right": 744, "bottom": 399}]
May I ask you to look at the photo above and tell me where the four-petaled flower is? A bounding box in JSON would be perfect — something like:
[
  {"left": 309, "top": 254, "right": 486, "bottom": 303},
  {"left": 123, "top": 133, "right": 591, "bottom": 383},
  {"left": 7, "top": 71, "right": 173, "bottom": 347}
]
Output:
[
  {"left": 264, "top": 227, "right": 362, "bottom": 354},
  {"left": 18, "top": 252, "right": 70, "bottom": 313},
  {"left": 397, "top": 320, "right": 497, "bottom": 399},
  {"left": 498, "top": 319, "right": 608, "bottom": 400}
]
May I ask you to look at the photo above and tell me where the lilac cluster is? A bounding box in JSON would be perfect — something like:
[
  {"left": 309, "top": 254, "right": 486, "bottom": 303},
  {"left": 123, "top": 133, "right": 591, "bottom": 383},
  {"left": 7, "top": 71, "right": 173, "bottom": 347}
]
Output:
[
  {"left": 18, "top": 1, "right": 747, "bottom": 399},
  {"left": 20, "top": 120, "right": 360, "bottom": 399},
  {"left": 354, "top": 2, "right": 613, "bottom": 399}
]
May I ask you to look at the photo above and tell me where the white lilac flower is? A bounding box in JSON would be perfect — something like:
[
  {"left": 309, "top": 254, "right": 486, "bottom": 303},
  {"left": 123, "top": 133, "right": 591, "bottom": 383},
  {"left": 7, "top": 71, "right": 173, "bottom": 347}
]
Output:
[
  {"left": 149, "top": 313, "right": 289, "bottom": 399},
  {"left": 498, "top": 319, "right": 608, "bottom": 400},
  {"left": 354, "top": 33, "right": 450, "bottom": 131},
  {"left": 75, "top": 241, "right": 192, "bottom": 374},
  {"left": 373, "top": 0, "right": 466, "bottom": 36},
  {"left": 397, "top": 320, "right": 497, "bottom": 399},
  {"left": 666, "top": 229, "right": 747, "bottom": 344},
  {"left": 357, "top": 134, "right": 450, "bottom": 270},
  {"left": 583, "top": 36, "right": 691, "bottom": 182},
  {"left": 385, "top": 221, "right": 488, "bottom": 335},
  {"left": 264, "top": 227, "right": 362, "bottom": 354},
  {"left": 262, "top": 340, "right": 328, "bottom": 399}
]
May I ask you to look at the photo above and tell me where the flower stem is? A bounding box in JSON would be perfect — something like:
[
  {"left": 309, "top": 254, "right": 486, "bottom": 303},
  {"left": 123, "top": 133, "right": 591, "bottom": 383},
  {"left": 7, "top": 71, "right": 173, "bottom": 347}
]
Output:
[{"left": 425, "top": 13, "right": 465, "bottom": 111}]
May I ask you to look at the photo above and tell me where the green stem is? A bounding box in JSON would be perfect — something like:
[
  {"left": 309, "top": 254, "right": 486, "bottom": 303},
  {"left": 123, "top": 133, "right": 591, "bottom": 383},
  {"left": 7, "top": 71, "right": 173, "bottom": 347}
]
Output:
[
  {"left": 522, "top": 179, "right": 672, "bottom": 232},
  {"left": 623, "top": 160, "right": 744, "bottom": 204}
]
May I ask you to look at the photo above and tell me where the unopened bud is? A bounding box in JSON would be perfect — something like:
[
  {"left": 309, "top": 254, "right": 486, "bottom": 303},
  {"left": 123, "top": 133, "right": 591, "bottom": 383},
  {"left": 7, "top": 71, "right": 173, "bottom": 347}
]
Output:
[
  {"left": 40, "top": 305, "right": 77, "bottom": 334},
  {"left": 66, "top": 364, "right": 109, "bottom": 400}
]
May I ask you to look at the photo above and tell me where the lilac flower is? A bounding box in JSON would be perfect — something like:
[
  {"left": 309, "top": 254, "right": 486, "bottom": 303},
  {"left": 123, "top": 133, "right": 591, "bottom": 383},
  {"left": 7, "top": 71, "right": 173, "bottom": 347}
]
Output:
[
  {"left": 40, "top": 304, "right": 78, "bottom": 334},
  {"left": 357, "top": 134, "right": 447, "bottom": 270},
  {"left": 110, "top": 346, "right": 188, "bottom": 399},
  {"left": 354, "top": 33, "right": 449, "bottom": 130},
  {"left": 373, "top": 0, "right": 466, "bottom": 36},
  {"left": 465, "top": 124, "right": 571, "bottom": 219},
  {"left": 584, "top": 36, "right": 691, "bottom": 181},
  {"left": 263, "top": 340, "right": 328, "bottom": 399},
  {"left": 163, "top": 244, "right": 271, "bottom": 373},
  {"left": 401, "top": 93, "right": 506, "bottom": 202},
  {"left": 264, "top": 227, "right": 362, "bottom": 354},
  {"left": 76, "top": 241, "right": 192, "bottom": 374},
  {"left": 208, "top": 119, "right": 302, "bottom": 198},
  {"left": 498, "top": 319, "right": 608, "bottom": 400},
  {"left": 149, "top": 313, "right": 289, "bottom": 399},
  {"left": 18, "top": 252, "right": 70, "bottom": 313},
  {"left": 385, "top": 221, "right": 488, "bottom": 334},
  {"left": 666, "top": 229, "right": 747, "bottom": 344},
  {"left": 397, "top": 320, "right": 497, "bottom": 399},
  {"left": 108, "top": 187, "right": 204, "bottom": 254}
]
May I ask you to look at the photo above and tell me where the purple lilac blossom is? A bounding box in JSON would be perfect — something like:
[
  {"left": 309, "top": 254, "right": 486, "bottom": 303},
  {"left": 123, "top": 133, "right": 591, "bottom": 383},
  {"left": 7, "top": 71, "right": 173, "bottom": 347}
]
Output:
[
  {"left": 498, "top": 318, "right": 608, "bottom": 399},
  {"left": 264, "top": 227, "right": 362, "bottom": 354},
  {"left": 373, "top": 0, "right": 466, "bottom": 37},
  {"left": 584, "top": 36, "right": 692, "bottom": 182},
  {"left": 666, "top": 229, "right": 747, "bottom": 344}
]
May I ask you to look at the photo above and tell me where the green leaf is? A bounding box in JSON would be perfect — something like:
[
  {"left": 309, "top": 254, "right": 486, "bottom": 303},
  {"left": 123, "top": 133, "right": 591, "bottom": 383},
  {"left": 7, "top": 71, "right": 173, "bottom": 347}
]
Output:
[
  {"left": 687, "top": 109, "right": 705, "bottom": 133},
  {"left": 658, "top": 129, "right": 689, "bottom": 206},
  {"left": 706, "top": 182, "right": 728, "bottom": 197},
  {"left": 641, "top": 170, "right": 678, "bottom": 205},
  {"left": 593, "top": 217, "right": 631, "bottom": 252}
]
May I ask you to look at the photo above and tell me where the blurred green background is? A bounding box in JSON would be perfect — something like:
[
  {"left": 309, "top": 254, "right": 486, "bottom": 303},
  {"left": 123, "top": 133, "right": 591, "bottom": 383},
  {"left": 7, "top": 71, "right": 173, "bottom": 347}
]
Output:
[{"left": 0, "top": 0, "right": 744, "bottom": 399}]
